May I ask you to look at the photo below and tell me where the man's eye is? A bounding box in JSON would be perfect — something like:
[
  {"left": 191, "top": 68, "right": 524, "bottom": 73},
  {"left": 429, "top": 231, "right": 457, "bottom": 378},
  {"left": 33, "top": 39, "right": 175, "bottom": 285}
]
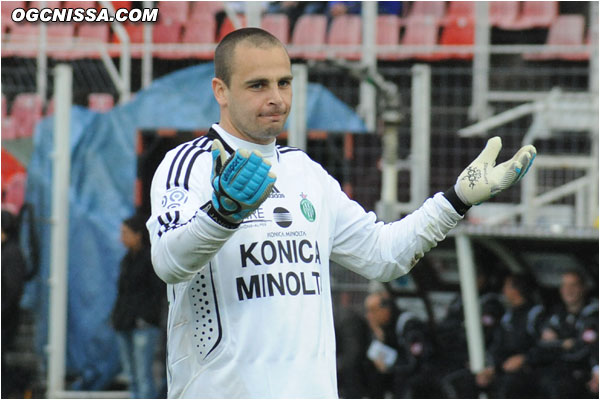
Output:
[
  {"left": 279, "top": 81, "right": 291, "bottom": 87},
  {"left": 250, "top": 83, "right": 264, "bottom": 89}
]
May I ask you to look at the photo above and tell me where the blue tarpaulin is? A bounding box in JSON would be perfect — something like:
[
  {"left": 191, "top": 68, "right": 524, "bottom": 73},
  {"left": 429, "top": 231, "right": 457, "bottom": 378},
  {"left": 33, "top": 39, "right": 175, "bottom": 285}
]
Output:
[{"left": 23, "top": 63, "right": 366, "bottom": 389}]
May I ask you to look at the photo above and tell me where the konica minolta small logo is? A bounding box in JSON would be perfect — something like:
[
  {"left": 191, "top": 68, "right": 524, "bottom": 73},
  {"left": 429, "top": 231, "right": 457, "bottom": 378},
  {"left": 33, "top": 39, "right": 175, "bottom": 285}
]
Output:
[
  {"left": 273, "top": 207, "right": 292, "bottom": 228},
  {"left": 269, "top": 186, "right": 285, "bottom": 199}
]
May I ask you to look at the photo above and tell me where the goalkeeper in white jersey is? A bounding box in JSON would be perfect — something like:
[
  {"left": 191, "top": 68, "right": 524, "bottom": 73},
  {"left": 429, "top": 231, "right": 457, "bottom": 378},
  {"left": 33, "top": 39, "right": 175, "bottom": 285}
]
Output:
[{"left": 147, "top": 28, "right": 536, "bottom": 398}]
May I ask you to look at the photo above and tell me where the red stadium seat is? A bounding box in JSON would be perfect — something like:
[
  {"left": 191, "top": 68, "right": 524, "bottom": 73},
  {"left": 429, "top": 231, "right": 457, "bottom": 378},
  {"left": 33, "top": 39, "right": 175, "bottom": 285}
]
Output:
[
  {"left": 1, "top": 1, "right": 25, "bottom": 17},
  {"left": 157, "top": 1, "right": 189, "bottom": 25},
  {"left": 63, "top": 1, "right": 97, "bottom": 8},
  {"left": 29, "top": 1, "right": 61, "bottom": 9},
  {"left": 434, "top": 16, "right": 474, "bottom": 60},
  {"left": 74, "top": 23, "right": 110, "bottom": 59},
  {"left": 327, "top": 15, "right": 362, "bottom": 60},
  {"left": 153, "top": 22, "right": 183, "bottom": 59},
  {"left": 510, "top": 1, "right": 558, "bottom": 29},
  {"left": 190, "top": 1, "right": 224, "bottom": 20},
  {"left": 523, "top": 15, "right": 587, "bottom": 61},
  {"left": 289, "top": 14, "right": 327, "bottom": 60},
  {"left": 88, "top": 93, "right": 114, "bottom": 112},
  {"left": 181, "top": 15, "right": 216, "bottom": 59},
  {"left": 112, "top": 23, "right": 144, "bottom": 57},
  {"left": 4, "top": 24, "right": 39, "bottom": 57},
  {"left": 396, "top": 15, "right": 439, "bottom": 61},
  {"left": 10, "top": 93, "right": 43, "bottom": 138},
  {"left": 47, "top": 23, "right": 76, "bottom": 59},
  {"left": 489, "top": 1, "right": 520, "bottom": 29},
  {"left": 261, "top": 14, "right": 289, "bottom": 45},
  {"left": 404, "top": 1, "right": 446, "bottom": 20},
  {"left": 377, "top": 15, "right": 401, "bottom": 60},
  {"left": 443, "top": 1, "right": 475, "bottom": 24},
  {"left": 217, "top": 15, "right": 247, "bottom": 42}
]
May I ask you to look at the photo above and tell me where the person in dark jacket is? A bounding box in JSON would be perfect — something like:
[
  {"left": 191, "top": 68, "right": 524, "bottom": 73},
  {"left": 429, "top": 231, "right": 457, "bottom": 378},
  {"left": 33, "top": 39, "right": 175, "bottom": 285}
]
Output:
[
  {"left": 1, "top": 210, "right": 28, "bottom": 398},
  {"left": 112, "top": 214, "right": 165, "bottom": 399},
  {"left": 533, "top": 268, "right": 598, "bottom": 398},
  {"left": 475, "top": 273, "right": 545, "bottom": 398}
]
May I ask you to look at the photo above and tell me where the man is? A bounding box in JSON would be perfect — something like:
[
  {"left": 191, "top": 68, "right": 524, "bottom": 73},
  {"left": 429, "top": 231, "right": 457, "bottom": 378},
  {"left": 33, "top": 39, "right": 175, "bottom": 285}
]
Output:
[
  {"left": 147, "top": 28, "right": 536, "bottom": 398},
  {"left": 534, "top": 269, "right": 598, "bottom": 398},
  {"left": 475, "top": 274, "right": 545, "bottom": 398}
]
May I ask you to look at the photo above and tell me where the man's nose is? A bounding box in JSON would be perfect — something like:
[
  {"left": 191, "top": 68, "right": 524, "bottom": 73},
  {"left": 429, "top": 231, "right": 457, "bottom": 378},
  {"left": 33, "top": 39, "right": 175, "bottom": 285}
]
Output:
[{"left": 268, "top": 87, "right": 285, "bottom": 106}]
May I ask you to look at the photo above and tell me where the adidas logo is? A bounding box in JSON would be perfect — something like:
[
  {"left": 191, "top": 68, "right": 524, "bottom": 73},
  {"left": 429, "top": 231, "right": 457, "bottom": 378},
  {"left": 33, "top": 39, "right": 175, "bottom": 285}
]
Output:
[{"left": 269, "top": 186, "right": 285, "bottom": 199}]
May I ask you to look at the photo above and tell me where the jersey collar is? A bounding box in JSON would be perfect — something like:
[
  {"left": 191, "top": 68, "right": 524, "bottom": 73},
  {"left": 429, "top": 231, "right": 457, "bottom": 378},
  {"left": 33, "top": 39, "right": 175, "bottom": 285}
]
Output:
[{"left": 211, "top": 124, "right": 276, "bottom": 159}]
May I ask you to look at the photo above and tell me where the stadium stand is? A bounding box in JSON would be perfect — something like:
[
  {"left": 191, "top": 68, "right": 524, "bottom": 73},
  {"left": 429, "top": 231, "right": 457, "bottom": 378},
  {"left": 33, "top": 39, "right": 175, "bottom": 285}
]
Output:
[
  {"left": 4, "top": 24, "right": 39, "bottom": 58},
  {"left": 156, "top": 1, "right": 188, "bottom": 26},
  {"left": 288, "top": 14, "right": 327, "bottom": 60},
  {"left": 88, "top": 93, "right": 114, "bottom": 112},
  {"left": 181, "top": 16, "right": 216, "bottom": 60},
  {"left": 63, "top": 1, "right": 97, "bottom": 8},
  {"left": 152, "top": 22, "right": 183, "bottom": 59},
  {"left": 435, "top": 16, "right": 474, "bottom": 60},
  {"left": 510, "top": 1, "right": 559, "bottom": 29},
  {"left": 217, "top": 15, "right": 247, "bottom": 42},
  {"left": 46, "top": 23, "right": 76, "bottom": 60},
  {"left": 377, "top": 15, "right": 402, "bottom": 61},
  {"left": 523, "top": 15, "right": 587, "bottom": 61},
  {"left": 28, "top": 1, "right": 61, "bottom": 9},
  {"left": 403, "top": 1, "right": 446, "bottom": 21},
  {"left": 327, "top": 15, "right": 362, "bottom": 60},
  {"left": 442, "top": 1, "right": 475, "bottom": 25},
  {"left": 489, "top": 1, "right": 521, "bottom": 29},
  {"left": 74, "top": 23, "right": 110, "bottom": 59},
  {"left": 261, "top": 13, "right": 290, "bottom": 45},
  {"left": 112, "top": 23, "right": 144, "bottom": 57},
  {"left": 9, "top": 93, "right": 43, "bottom": 138},
  {"left": 395, "top": 15, "right": 440, "bottom": 61},
  {"left": 190, "top": 1, "right": 224, "bottom": 20}
]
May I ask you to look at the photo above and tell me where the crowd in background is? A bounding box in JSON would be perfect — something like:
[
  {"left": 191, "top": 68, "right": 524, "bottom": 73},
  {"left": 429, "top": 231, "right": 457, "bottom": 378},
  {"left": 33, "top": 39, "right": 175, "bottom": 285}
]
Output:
[{"left": 334, "top": 269, "right": 599, "bottom": 399}]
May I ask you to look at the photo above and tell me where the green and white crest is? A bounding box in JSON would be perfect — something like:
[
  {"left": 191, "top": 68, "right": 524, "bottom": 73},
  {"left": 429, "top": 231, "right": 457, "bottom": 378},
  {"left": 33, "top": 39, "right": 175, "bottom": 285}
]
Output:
[{"left": 299, "top": 193, "right": 316, "bottom": 222}]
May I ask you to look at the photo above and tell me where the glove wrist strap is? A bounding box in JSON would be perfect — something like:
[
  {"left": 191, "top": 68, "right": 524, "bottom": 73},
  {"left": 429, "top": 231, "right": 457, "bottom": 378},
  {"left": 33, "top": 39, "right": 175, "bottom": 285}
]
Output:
[
  {"left": 444, "top": 186, "right": 471, "bottom": 216},
  {"left": 201, "top": 201, "right": 240, "bottom": 230}
]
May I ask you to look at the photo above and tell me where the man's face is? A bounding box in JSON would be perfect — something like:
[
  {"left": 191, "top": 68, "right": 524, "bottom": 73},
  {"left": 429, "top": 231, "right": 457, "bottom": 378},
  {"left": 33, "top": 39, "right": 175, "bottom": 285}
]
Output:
[
  {"left": 560, "top": 272, "right": 585, "bottom": 309},
  {"left": 365, "top": 295, "right": 391, "bottom": 328},
  {"left": 213, "top": 42, "right": 292, "bottom": 144}
]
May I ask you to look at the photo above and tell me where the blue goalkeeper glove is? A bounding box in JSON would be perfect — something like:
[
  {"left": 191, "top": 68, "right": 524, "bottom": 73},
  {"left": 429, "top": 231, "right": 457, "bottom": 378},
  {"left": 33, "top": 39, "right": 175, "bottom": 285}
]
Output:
[
  {"left": 209, "top": 139, "right": 276, "bottom": 225},
  {"left": 455, "top": 136, "right": 536, "bottom": 206}
]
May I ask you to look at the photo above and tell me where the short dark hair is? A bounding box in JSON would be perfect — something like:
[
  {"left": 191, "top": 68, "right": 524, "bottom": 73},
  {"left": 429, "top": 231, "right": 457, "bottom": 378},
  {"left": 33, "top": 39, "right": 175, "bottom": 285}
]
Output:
[
  {"left": 507, "top": 273, "right": 535, "bottom": 300},
  {"left": 214, "top": 27, "right": 284, "bottom": 86}
]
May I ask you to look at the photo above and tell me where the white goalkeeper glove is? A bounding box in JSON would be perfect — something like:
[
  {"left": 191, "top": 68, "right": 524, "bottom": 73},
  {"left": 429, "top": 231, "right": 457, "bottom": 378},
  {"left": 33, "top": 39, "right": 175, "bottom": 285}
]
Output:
[
  {"left": 454, "top": 136, "right": 536, "bottom": 206},
  {"left": 204, "top": 139, "right": 276, "bottom": 227}
]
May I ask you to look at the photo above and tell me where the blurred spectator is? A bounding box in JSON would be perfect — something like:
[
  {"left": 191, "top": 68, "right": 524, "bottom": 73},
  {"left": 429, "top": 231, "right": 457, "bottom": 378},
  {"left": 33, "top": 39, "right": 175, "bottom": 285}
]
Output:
[
  {"left": 392, "top": 301, "right": 441, "bottom": 398},
  {"left": 437, "top": 266, "right": 502, "bottom": 375},
  {"left": 333, "top": 291, "right": 370, "bottom": 398},
  {"left": 475, "top": 273, "right": 546, "bottom": 398},
  {"left": 111, "top": 214, "right": 165, "bottom": 399},
  {"left": 363, "top": 291, "right": 401, "bottom": 398},
  {"left": 533, "top": 269, "right": 599, "bottom": 398},
  {"left": 1, "top": 210, "right": 27, "bottom": 398}
]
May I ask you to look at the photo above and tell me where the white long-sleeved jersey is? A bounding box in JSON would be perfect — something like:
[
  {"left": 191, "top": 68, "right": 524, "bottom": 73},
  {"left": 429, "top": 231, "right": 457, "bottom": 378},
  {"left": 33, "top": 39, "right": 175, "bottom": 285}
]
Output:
[{"left": 147, "top": 124, "right": 464, "bottom": 398}]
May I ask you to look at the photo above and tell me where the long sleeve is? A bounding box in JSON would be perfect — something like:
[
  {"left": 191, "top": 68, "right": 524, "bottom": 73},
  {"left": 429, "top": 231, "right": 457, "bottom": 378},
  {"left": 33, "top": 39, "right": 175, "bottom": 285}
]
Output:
[
  {"left": 328, "top": 173, "right": 463, "bottom": 282},
  {"left": 147, "top": 135, "right": 238, "bottom": 284}
]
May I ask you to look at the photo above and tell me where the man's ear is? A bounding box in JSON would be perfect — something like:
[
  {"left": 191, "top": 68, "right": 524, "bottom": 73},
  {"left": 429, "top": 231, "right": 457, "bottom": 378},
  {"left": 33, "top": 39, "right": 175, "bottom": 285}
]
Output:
[{"left": 212, "top": 77, "right": 228, "bottom": 106}]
